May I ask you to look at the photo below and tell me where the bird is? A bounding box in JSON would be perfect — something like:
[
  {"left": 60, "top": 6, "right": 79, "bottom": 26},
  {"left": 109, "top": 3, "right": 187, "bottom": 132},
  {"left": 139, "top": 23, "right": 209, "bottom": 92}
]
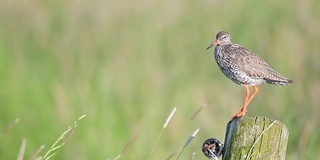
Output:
[{"left": 206, "top": 31, "right": 293, "bottom": 120}]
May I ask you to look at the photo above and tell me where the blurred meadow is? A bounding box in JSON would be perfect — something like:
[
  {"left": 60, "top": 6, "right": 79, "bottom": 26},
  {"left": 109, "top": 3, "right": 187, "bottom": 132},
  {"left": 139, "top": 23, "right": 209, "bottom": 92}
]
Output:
[{"left": 1, "top": 0, "right": 320, "bottom": 159}]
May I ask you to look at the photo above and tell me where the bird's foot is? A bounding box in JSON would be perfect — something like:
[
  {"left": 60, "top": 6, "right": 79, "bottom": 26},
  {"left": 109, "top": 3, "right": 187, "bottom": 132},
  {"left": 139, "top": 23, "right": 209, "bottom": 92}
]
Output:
[{"left": 230, "top": 109, "right": 247, "bottom": 120}]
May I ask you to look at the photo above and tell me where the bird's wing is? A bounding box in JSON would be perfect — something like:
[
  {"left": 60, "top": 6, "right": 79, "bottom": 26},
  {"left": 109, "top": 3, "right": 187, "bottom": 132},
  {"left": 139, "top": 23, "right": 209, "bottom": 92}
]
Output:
[{"left": 226, "top": 44, "right": 275, "bottom": 79}]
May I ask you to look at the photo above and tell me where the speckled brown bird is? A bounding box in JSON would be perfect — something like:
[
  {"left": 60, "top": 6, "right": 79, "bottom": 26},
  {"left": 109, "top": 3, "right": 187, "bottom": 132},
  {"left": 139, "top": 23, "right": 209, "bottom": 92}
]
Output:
[{"left": 206, "top": 31, "right": 293, "bottom": 119}]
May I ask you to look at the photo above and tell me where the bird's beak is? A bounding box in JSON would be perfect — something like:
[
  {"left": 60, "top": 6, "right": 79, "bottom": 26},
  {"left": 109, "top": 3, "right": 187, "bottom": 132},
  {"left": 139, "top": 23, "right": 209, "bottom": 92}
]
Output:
[
  {"left": 206, "top": 43, "right": 214, "bottom": 50},
  {"left": 206, "top": 40, "right": 220, "bottom": 50},
  {"left": 213, "top": 39, "right": 220, "bottom": 46}
]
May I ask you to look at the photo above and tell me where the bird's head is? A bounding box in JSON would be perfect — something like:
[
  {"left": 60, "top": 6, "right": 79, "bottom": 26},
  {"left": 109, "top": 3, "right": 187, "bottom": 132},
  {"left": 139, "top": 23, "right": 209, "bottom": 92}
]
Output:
[{"left": 206, "top": 31, "right": 232, "bottom": 50}]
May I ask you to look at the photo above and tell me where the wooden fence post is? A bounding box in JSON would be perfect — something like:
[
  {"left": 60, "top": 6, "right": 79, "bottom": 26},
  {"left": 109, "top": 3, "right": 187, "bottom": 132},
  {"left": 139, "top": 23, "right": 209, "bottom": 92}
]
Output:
[{"left": 222, "top": 115, "right": 289, "bottom": 160}]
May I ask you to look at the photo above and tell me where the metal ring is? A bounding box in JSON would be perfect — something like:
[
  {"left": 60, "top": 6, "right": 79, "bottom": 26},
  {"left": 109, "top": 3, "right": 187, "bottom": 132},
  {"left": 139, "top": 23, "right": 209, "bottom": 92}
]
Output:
[{"left": 202, "top": 138, "right": 224, "bottom": 159}]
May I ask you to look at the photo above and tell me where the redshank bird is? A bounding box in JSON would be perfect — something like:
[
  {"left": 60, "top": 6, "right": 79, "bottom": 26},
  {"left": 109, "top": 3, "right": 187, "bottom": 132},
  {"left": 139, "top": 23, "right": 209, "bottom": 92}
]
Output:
[{"left": 206, "top": 31, "right": 293, "bottom": 119}]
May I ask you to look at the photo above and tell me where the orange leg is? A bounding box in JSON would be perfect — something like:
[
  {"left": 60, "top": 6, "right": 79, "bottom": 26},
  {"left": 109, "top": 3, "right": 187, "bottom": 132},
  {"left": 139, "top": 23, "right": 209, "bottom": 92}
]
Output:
[
  {"left": 245, "top": 86, "right": 259, "bottom": 110},
  {"left": 244, "top": 84, "right": 250, "bottom": 107},
  {"left": 231, "top": 85, "right": 259, "bottom": 120}
]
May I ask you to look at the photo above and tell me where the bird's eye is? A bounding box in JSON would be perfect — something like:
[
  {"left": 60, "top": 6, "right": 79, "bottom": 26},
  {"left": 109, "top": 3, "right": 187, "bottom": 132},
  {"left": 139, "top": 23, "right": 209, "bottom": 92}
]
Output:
[{"left": 221, "top": 35, "right": 226, "bottom": 39}]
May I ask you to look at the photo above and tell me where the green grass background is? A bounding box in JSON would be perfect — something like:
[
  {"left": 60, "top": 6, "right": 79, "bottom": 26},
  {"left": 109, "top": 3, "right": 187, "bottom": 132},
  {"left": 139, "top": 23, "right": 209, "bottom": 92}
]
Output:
[{"left": 1, "top": 0, "right": 320, "bottom": 159}]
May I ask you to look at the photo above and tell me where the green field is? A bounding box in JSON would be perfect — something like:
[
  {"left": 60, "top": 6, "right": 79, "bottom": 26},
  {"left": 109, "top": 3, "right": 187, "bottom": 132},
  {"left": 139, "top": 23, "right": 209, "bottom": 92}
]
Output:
[{"left": 1, "top": 0, "right": 320, "bottom": 159}]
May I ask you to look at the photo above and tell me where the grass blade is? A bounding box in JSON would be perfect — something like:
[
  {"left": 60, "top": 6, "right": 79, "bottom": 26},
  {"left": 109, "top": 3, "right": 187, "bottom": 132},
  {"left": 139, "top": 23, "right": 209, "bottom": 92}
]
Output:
[
  {"left": 176, "top": 128, "right": 199, "bottom": 160},
  {"left": 42, "top": 115, "right": 86, "bottom": 160},
  {"left": 0, "top": 118, "right": 19, "bottom": 138},
  {"left": 17, "top": 138, "right": 26, "bottom": 160},
  {"left": 147, "top": 107, "right": 177, "bottom": 160}
]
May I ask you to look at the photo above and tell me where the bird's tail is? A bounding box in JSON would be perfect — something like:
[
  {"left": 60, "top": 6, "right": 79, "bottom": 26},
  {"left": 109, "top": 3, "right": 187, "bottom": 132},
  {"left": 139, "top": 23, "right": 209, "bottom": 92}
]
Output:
[
  {"left": 265, "top": 78, "right": 293, "bottom": 86},
  {"left": 264, "top": 68, "right": 293, "bottom": 86}
]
